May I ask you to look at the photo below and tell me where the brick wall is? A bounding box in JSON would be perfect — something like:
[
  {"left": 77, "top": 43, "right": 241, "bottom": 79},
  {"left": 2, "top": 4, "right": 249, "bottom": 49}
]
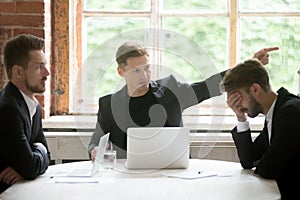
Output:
[{"left": 0, "top": 0, "right": 51, "bottom": 118}]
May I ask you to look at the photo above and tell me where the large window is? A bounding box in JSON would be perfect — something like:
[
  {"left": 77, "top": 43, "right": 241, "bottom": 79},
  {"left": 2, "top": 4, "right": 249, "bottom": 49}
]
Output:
[{"left": 70, "top": 0, "right": 300, "bottom": 114}]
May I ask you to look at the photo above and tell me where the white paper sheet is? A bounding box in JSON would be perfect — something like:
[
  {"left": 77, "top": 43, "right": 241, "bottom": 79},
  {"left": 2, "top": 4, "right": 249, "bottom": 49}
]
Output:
[
  {"left": 47, "top": 177, "right": 99, "bottom": 184},
  {"left": 161, "top": 170, "right": 218, "bottom": 179}
]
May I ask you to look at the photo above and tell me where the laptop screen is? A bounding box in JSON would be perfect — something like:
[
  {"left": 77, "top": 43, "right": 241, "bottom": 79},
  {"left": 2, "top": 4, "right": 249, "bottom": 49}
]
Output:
[
  {"left": 126, "top": 127, "right": 190, "bottom": 169},
  {"left": 92, "top": 133, "right": 110, "bottom": 175}
]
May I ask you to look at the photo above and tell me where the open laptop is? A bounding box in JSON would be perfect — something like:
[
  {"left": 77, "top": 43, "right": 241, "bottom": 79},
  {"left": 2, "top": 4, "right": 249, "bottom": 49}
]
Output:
[
  {"left": 126, "top": 127, "right": 190, "bottom": 169},
  {"left": 66, "top": 133, "right": 110, "bottom": 177}
]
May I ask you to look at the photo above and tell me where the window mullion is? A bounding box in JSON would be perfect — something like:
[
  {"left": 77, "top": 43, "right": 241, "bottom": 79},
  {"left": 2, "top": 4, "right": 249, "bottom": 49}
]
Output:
[
  {"left": 149, "top": 0, "right": 162, "bottom": 80},
  {"left": 228, "top": 0, "right": 239, "bottom": 68}
]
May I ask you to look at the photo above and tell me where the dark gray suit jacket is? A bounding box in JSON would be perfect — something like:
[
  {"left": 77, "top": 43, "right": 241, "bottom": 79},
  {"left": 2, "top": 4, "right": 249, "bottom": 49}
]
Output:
[
  {"left": 89, "top": 72, "right": 226, "bottom": 158},
  {"left": 0, "top": 82, "right": 50, "bottom": 193},
  {"left": 231, "top": 87, "right": 300, "bottom": 199}
]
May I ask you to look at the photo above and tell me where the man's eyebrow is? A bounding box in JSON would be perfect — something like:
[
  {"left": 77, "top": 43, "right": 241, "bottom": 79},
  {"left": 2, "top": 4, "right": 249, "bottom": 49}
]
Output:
[
  {"left": 134, "top": 64, "right": 148, "bottom": 69},
  {"left": 37, "top": 61, "right": 47, "bottom": 65}
]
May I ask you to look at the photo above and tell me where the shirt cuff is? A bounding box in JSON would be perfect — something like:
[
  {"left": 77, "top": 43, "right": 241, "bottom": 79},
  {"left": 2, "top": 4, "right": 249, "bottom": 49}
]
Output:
[
  {"left": 237, "top": 120, "right": 250, "bottom": 133},
  {"left": 34, "top": 143, "right": 47, "bottom": 154}
]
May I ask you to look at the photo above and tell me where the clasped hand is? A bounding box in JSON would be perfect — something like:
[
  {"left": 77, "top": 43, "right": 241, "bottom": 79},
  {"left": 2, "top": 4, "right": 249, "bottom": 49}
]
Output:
[{"left": 0, "top": 166, "right": 23, "bottom": 185}]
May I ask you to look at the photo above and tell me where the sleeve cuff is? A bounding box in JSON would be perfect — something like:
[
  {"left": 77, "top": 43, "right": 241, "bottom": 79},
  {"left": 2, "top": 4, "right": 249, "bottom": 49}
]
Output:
[
  {"left": 237, "top": 120, "right": 250, "bottom": 133},
  {"left": 34, "top": 143, "right": 47, "bottom": 154}
]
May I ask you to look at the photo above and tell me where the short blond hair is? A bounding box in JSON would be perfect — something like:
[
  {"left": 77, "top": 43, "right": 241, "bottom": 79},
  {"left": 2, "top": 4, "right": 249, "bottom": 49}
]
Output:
[{"left": 116, "top": 42, "right": 148, "bottom": 69}]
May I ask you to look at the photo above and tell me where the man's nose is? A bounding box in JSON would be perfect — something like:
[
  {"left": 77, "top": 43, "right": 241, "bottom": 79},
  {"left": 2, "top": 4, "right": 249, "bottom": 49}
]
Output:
[
  {"left": 139, "top": 69, "right": 148, "bottom": 77},
  {"left": 44, "top": 67, "right": 50, "bottom": 76}
]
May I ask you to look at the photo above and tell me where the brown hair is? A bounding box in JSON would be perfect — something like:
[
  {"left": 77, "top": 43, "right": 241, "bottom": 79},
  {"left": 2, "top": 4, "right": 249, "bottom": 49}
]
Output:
[
  {"left": 3, "top": 34, "right": 45, "bottom": 80},
  {"left": 116, "top": 42, "right": 148, "bottom": 69},
  {"left": 221, "top": 58, "right": 271, "bottom": 93}
]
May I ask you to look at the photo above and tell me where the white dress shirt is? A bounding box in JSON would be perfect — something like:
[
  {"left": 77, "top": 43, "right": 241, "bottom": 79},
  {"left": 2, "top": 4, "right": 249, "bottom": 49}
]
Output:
[
  {"left": 237, "top": 97, "right": 277, "bottom": 144},
  {"left": 19, "top": 90, "right": 39, "bottom": 125},
  {"left": 265, "top": 98, "right": 277, "bottom": 144}
]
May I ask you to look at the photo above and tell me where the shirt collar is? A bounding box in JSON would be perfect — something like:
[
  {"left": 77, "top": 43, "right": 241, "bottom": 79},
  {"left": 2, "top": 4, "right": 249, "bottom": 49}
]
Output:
[
  {"left": 265, "top": 96, "right": 277, "bottom": 122},
  {"left": 19, "top": 90, "right": 39, "bottom": 122}
]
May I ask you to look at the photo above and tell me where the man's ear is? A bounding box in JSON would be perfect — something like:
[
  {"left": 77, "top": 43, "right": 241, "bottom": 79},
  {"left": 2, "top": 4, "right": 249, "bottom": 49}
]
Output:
[
  {"left": 12, "top": 65, "right": 24, "bottom": 79},
  {"left": 250, "top": 83, "right": 261, "bottom": 96},
  {"left": 117, "top": 66, "right": 125, "bottom": 77}
]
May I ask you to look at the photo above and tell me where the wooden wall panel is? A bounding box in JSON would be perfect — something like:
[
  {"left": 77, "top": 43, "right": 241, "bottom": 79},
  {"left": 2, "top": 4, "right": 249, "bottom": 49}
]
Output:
[{"left": 50, "top": 0, "right": 69, "bottom": 115}]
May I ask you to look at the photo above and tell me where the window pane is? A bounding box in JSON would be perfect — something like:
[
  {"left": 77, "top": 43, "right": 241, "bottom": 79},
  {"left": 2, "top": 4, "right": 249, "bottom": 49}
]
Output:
[
  {"left": 82, "top": 18, "right": 149, "bottom": 103},
  {"left": 163, "top": 0, "right": 227, "bottom": 11},
  {"left": 162, "top": 17, "right": 228, "bottom": 81},
  {"left": 240, "top": 0, "right": 300, "bottom": 11},
  {"left": 161, "top": 32, "right": 215, "bottom": 83},
  {"left": 85, "top": 0, "right": 149, "bottom": 10},
  {"left": 85, "top": 17, "right": 148, "bottom": 55},
  {"left": 240, "top": 17, "right": 300, "bottom": 94}
]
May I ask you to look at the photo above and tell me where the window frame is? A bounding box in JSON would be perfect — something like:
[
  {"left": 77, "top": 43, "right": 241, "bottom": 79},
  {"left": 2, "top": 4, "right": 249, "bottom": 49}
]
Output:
[{"left": 69, "top": 0, "right": 300, "bottom": 115}]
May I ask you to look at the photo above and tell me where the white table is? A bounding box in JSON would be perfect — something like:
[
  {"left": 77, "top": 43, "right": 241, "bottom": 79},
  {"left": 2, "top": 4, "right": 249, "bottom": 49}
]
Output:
[{"left": 0, "top": 159, "right": 280, "bottom": 200}]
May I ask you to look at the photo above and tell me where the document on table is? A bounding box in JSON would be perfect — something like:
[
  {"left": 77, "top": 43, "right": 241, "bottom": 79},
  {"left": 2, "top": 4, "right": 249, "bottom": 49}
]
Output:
[
  {"left": 47, "top": 177, "right": 99, "bottom": 184},
  {"left": 161, "top": 170, "right": 218, "bottom": 179}
]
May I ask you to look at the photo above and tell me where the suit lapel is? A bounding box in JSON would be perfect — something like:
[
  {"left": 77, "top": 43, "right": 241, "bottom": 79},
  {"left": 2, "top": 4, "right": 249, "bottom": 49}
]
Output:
[
  {"left": 150, "top": 78, "right": 170, "bottom": 110},
  {"left": 111, "top": 86, "right": 132, "bottom": 130},
  {"left": 271, "top": 87, "right": 299, "bottom": 143},
  {"left": 31, "top": 108, "right": 40, "bottom": 142},
  {"left": 6, "top": 82, "right": 32, "bottom": 141}
]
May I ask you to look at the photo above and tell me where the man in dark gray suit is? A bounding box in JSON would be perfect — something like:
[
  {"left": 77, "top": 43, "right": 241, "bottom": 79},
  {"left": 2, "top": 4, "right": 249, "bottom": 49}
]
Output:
[
  {"left": 0, "top": 34, "right": 50, "bottom": 193},
  {"left": 221, "top": 58, "right": 300, "bottom": 199},
  {"left": 88, "top": 41, "right": 277, "bottom": 160}
]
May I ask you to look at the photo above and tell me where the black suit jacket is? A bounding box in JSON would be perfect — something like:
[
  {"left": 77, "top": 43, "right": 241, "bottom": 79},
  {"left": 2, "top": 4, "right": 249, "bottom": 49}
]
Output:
[
  {"left": 231, "top": 87, "right": 300, "bottom": 199},
  {"left": 89, "top": 72, "right": 226, "bottom": 158},
  {"left": 0, "top": 82, "right": 50, "bottom": 193}
]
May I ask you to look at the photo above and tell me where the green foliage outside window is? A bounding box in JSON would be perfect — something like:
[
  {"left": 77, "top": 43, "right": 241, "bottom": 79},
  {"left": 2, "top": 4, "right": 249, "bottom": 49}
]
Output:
[{"left": 83, "top": 0, "right": 300, "bottom": 101}]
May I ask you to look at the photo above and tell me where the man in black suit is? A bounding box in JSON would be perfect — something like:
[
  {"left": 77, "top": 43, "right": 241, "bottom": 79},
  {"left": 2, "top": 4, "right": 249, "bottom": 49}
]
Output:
[
  {"left": 88, "top": 41, "right": 278, "bottom": 160},
  {"left": 221, "top": 58, "right": 300, "bottom": 199},
  {"left": 0, "top": 34, "right": 50, "bottom": 193}
]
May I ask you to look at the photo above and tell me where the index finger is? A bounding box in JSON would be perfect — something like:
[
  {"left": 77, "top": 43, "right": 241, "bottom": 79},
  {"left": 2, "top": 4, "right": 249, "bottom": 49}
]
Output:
[
  {"left": 263, "top": 47, "right": 279, "bottom": 53},
  {"left": 228, "top": 91, "right": 240, "bottom": 96}
]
